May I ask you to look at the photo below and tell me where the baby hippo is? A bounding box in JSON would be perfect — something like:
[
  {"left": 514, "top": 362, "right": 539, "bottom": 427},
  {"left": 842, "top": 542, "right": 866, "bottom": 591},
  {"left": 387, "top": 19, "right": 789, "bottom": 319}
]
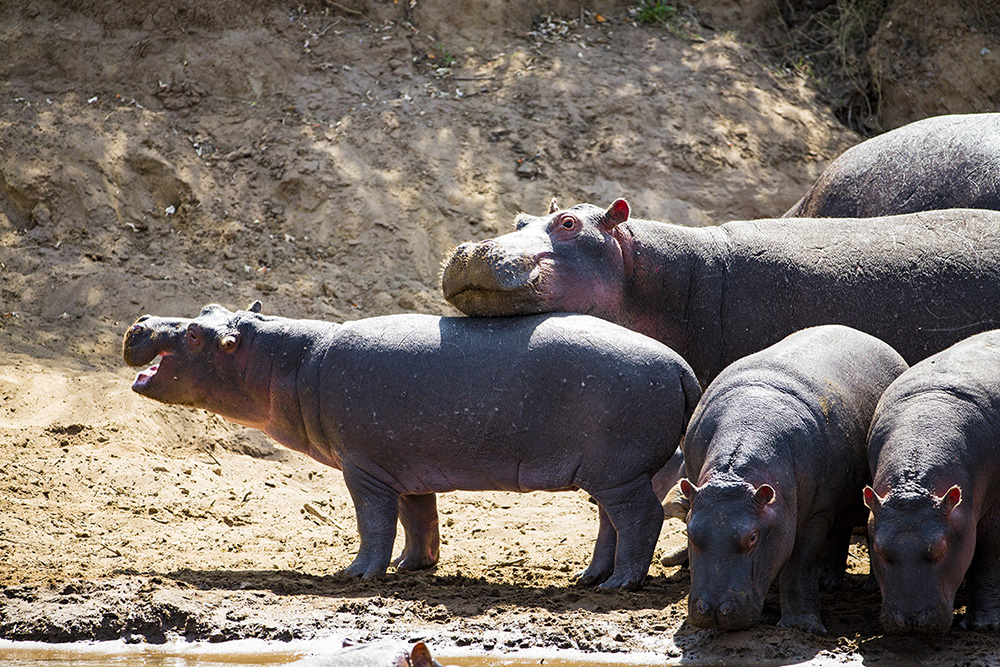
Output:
[
  {"left": 123, "top": 303, "right": 701, "bottom": 590},
  {"left": 680, "top": 325, "right": 907, "bottom": 632},
  {"left": 865, "top": 329, "right": 1000, "bottom": 634}
]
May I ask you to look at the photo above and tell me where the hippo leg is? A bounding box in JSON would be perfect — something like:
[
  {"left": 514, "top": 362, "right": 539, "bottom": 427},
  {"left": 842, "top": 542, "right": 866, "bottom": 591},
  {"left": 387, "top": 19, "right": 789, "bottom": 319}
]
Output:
[
  {"left": 393, "top": 493, "right": 440, "bottom": 571},
  {"left": 341, "top": 463, "right": 400, "bottom": 579},
  {"left": 817, "top": 514, "right": 857, "bottom": 591},
  {"left": 776, "top": 516, "right": 830, "bottom": 634},
  {"left": 590, "top": 476, "right": 663, "bottom": 591},
  {"left": 959, "top": 528, "right": 1000, "bottom": 631},
  {"left": 576, "top": 504, "right": 616, "bottom": 587}
]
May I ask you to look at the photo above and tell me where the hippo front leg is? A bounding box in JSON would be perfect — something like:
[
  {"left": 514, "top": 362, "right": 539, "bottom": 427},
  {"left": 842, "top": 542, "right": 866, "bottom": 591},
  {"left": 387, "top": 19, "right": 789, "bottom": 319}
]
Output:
[
  {"left": 776, "top": 516, "right": 830, "bottom": 634},
  {"left": 393, "top": 493, "right": 440, "bottom": 571},
  {"left": 958, "top": 527, "right": 1000, "bottom": 631},
  {"left": 341, "top": 463, "right": 400, "bottom": 579},
  {"left": 589, "top": 476, "right": 663, "bottom": 591}
]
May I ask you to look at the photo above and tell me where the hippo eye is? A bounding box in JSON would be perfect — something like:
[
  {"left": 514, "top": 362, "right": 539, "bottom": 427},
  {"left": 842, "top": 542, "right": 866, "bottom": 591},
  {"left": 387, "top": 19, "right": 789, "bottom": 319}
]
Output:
[
  {"left": 746, "top": 531, "right": 758, "bottom": 550},
  {"left": 185, "top": 326, "right": 201, "bottom": 346},
  {"left": 558, "top": 216, "right": 579, "bottom": 231},
  {"left": 927, "top": 536, "right": 948, "bottom": 562}
]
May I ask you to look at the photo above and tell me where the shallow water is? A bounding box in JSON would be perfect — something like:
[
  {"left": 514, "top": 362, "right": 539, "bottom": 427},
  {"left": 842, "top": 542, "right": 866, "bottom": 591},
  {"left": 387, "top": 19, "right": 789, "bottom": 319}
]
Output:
[{"left": 0, "top": 640, "right": 666, "bottom": 667}]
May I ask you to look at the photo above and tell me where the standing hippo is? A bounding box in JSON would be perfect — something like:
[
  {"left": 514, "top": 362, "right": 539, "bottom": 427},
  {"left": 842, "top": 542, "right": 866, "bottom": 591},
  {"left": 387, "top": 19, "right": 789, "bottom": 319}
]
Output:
[
  {"left": 679, "top": 326, "right": 907, "bottom": 633},
  {"left": 784, "top": 113, "right": 1000, "bottom": 218},
  {"left": 441, "top": 201, "right": 1000, "bottom": 386},
  {"left": 123, "top": 303, "right": 701, "bottom": 590},
  {"left": 864, "top": 329, "right": 1000, "bottom": 634}
]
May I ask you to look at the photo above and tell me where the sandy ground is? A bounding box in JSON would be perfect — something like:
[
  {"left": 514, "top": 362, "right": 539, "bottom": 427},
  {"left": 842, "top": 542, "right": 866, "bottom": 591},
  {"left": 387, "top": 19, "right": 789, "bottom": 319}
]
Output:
[{"left": 2, "top": 0, "right": 1000, "bottom": 664}]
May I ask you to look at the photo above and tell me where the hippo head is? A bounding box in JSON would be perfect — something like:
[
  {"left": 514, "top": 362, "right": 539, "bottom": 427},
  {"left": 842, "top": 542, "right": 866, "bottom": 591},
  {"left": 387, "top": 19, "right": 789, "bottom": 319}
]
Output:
[
  {"left": 681, "top": 476, "right": 794, "bottom": 630},
  {"left": 864, "top": 484, "right": 972, "bottom": 635},
  {"left": 123, "top": 302, "right": 268, "bottom": 428},
  {"left": 440, "top": 198, "right": 629, "bottom": 319}
]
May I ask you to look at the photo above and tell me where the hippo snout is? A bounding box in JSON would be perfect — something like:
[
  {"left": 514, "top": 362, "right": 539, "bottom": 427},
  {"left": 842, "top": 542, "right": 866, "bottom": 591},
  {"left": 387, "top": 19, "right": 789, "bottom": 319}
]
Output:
[
  {"left": 440, "top": 238, "right": 546, "bottom": 316},
  {"left": 688, "top": 593, "right": 758, "bottom": 630},
  {"left": 881, "top": 606, "right": 953, "bottom": 635},
  {"left": 122, "top": 316, "right": 181, "bottom": 367}
]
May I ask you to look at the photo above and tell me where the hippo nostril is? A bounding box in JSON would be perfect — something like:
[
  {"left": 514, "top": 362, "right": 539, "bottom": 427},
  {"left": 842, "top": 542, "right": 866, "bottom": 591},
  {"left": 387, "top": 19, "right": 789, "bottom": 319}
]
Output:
[
  {"left": 719, "top": 601, "right": 734, "bottom": 616},
  {"left": 695, "top": 599, "right": 711, "bottom": 616},
  {"left": 918, "top": 610, "right": 935, "bottom": 627},
  {"left": 891, "top": 611, "right": 908, "bottom": 628}
]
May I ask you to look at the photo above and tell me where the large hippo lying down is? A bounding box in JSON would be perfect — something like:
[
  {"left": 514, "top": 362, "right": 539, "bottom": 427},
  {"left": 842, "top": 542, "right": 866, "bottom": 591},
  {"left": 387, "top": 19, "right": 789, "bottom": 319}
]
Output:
[
  {"left": 865, "top": 329, "right": 1000, "bottom": 634},
  {"left": 784, "top": 113, "right": 1000, "bottom": 218},
  {"left": 123, "top": 304, "right": 700, "bottom": 590},
  {"left": 681, "top": 325, "right": 907, "bottom": 633},
  {"left": 441, "top": 200, "right": 1000, "bottom": 385}
]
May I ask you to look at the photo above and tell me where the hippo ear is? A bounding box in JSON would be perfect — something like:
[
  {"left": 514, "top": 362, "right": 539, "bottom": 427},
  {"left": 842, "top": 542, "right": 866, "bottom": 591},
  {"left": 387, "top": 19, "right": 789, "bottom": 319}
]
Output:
[
  {"left": 937, "top": 485, "right": 962, "bottom": 515},
  {"left": 863, "top": 485, "right": 883, "bottom": 512},
  {"left": 602, "top": 198, "right": 630, "bottom": 230},
  {"left": 752, "top": 483, "right": 775, "bottom": 508},
  {"left": 679, "top": 477, "right": 698, "bottom": 500},
  {"left": 410, "top": 642, "right": 434, "bottom": 667},
  {"left": 548, "top": 197, "right": 561, "bottom": 214},
  {"left": 248, "top": 300, "right": 262, "bottom": 313}
]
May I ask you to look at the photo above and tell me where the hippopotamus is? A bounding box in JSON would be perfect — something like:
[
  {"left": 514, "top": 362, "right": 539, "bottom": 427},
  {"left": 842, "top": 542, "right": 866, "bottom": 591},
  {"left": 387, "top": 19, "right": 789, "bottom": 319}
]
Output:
[
  {"left": 784, "top": 113, "right": 1000, "bottom": 218},
  {"left": 864, "top": 329, "right": 1000, "bottom": 634},
  {"left": 678, "top": 325, "right": 907, "bottom": 633},
  {"left": 441, "top": 201, "right": 1000, "bottom": 386},
  {"left": 122, "top": 303, "right": 700, "bottom": 590}
]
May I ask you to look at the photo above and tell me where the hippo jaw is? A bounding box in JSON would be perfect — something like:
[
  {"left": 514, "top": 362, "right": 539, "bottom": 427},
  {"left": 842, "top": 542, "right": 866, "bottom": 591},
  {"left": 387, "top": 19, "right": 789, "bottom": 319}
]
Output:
[{"left": 441, "top": 240, "right": 552, "bottom": 317}]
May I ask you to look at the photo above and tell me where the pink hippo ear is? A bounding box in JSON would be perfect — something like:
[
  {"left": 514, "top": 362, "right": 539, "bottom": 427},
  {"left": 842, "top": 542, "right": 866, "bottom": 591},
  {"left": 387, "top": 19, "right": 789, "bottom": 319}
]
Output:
[
  {"left": 548, "top": 197, "right": 561, "bottom": 214},
  {"left": 937, "top": 485, "right": 962, "bottom": 515},
  {"left": 409, "top": 642, "right": 435, "bottom": 667},
  {"left": 863, "top": 485, "right": 884, "bottom": 512},
  {"left": 602, "top": 198, "right": 630, "bottom": 231},
  {"left": 679, "top": 478, "right": 698, "bottom": 501},
  {"left": 752, "top": 483, "right": 775, "bottom": 508}
]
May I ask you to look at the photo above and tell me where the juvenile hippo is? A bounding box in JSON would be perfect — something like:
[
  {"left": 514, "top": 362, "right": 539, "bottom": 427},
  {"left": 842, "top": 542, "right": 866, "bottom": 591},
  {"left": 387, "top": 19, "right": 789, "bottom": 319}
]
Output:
[
  {"left": 679, "top": 326, "right": 907, "bottom": 633},
  {"left": 442, "top": 201, "right": 1000, "bottom": 385},
  {"left": 784, "top": 113, "right": 1000, "bottom": 218},
  {"left": 864, "top": 329, "right": 1000, "bottom": 634},
  {"left": 123, "top": 303, "right": 700, "bottom": 590}
]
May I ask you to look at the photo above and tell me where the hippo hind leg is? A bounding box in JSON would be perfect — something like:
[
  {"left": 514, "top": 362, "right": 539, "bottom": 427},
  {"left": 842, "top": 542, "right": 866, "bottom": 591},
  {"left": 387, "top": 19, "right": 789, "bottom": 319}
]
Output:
[
  {"left": 393, "top": 493, "right": 440, "bottom": 571},
  {"left": 586, "top": 476, "right": 663, "bottom": 591},
  {"left": 341, "top": 463, "right": 400, "bottom": 579},
  {"left": 575, "top": 504, "right": 616, "bottom": 587}
]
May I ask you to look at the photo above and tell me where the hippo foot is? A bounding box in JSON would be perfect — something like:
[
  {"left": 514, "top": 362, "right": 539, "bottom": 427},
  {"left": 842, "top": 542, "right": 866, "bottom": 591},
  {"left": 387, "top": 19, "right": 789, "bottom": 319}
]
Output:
[
  {"left": 777, "top": 613, "right": 827, "bottom": 635},
  {"left": 574, "top": 566, "right": 611, "bottom": 588},
  {"left": 596, "top": 573, "right": 644, "bottom": 592},
  {"left": 659, "top": 545, "right": 689, "bottom": 567},
  {"left": 392, "top": 552, "right": 439, "bottom": 572},
  {"left": 339, "top": 560, "right": 388, "bottom": 580},
  {"left": 957, "top": 610, "right": 1000, "bottom": 632}
]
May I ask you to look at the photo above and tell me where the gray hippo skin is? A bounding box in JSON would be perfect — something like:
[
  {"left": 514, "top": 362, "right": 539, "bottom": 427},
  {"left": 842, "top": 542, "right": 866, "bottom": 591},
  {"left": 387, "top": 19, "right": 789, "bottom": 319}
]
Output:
[
  {"left": 784, "top": 113, "right": 1000, "bottom": 218},
  {"left": 122, "top": 304, "right": 701, "bottom": 590},
  {"left": 678, "top": 325, "right": 908, "bottom": 633},
  {"left": 864, "top": 330, "right": 1000, "bottom": 634},
  {"left": 441, "top": 200, "right": 1000, "bottom": 386}
]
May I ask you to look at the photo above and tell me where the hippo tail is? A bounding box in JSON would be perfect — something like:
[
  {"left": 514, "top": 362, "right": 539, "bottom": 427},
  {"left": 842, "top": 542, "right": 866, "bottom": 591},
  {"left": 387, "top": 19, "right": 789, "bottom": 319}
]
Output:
[{"left": 678, "top": 366, "right": 702, "bottom": 434}]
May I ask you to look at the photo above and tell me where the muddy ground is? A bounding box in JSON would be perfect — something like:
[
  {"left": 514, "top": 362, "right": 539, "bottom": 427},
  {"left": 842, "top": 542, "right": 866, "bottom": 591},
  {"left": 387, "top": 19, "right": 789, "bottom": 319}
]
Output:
[{"left": 2, "top": 0, "right": 1000, "bottom": 664}]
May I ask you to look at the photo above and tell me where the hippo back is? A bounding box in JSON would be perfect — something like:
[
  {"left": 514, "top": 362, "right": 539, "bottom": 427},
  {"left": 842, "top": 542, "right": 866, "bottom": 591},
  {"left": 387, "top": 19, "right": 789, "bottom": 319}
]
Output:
[{"left": 785, "top": 113, "right": 1000, "bottom": 218}]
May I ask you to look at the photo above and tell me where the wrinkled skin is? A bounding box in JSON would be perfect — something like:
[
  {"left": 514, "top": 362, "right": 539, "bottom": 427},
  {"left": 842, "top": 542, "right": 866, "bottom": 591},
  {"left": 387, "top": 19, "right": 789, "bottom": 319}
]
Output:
[
  {"left": 680, "top": 326, "right": 908, "bottom": 633},
  {"left": 123, "top": 304, "right": 701, "bottom": 590},
  {"left": 784, "top": 113, "right": 1000, "bottom": 218},
  {"left": 441, "top": 201, "right": 1000, "bottom": 387},
  {"left": 865, "top": 330, "right": 1000, "bottom": 634}
]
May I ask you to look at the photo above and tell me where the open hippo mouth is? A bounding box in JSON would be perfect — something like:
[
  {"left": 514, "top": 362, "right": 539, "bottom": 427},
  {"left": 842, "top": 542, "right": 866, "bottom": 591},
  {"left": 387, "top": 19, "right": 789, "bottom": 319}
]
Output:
[{"left": 131, "top": 351, "right": 173, "bottom": 392}]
